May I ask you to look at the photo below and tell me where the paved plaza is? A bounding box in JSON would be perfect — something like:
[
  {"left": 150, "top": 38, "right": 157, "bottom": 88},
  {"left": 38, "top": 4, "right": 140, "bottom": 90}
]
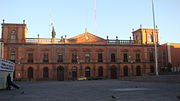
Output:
[{"left": 0, "top": 80, "right": 180, "bottom": 101}]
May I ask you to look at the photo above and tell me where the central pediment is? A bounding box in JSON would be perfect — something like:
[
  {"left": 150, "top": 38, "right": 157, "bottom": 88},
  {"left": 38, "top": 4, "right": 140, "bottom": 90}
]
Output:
[{"left": 67, "top": 32, "right": 106, "bottom": 43}]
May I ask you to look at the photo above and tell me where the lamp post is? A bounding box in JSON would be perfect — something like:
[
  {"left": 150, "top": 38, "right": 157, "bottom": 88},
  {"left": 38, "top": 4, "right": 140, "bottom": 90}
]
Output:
[
  {"left": 151, "top": 0, "right": 159, "bottom": 76},
  {"left": 77, "top": 56, "right": 83, "bottom": 76},
  {"left": 18, "top": 57, "right": 23, "bottom": 80},
  {"left": 129, "top": 55, "right": 134, "bottom": 76}
]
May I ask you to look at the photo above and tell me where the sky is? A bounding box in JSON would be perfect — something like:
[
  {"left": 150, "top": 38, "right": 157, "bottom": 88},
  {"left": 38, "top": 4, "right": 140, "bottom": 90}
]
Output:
[{"left": 1, "top": 0, "right": 180, "bottom": 44}]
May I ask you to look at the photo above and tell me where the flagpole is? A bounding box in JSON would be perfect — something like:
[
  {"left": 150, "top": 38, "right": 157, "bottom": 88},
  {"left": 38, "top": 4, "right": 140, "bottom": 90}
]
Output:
[
  {"left": 94, "top": 0, "right": 97, "bottom": 34},
  {"left": 151, "top": 0, "right": 159, "bottom": 76}
]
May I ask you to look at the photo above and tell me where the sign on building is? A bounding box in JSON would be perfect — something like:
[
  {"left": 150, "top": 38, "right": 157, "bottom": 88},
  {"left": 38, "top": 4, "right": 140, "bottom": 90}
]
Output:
[{"left": 0, "top": 58, "right": 15, "bottom": 71}]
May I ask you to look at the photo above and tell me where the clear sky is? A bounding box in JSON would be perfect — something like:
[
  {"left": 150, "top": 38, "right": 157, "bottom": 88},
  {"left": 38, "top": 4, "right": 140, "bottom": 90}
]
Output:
[{"left": 1, "top": 0, "right": 180, "bottom": 44}]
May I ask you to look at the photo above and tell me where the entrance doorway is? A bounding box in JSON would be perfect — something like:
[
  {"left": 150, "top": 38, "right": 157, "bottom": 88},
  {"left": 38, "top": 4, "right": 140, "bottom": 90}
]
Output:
[
  {"left": 150, "top": 65, "right": 155, "bottom": 73},
  {"left": 123, "top": 66, "right": 128, "bottom": 76},
  {"left": 85, "top": 67, "right": 91, "bottom": 78},
  {"left": 57, "top": 66, "right": 64, "bottom": 81},
  {"left": 136, "top": 66, "right": 141, "bottom": 76},
  {"left": 28, "top": 67, "right": 33, "bottom": 80},
  {"left": 110, "top": 66, "right": 117, "bottom": 79},
  {"left": 72, "top": 67, "right": 77, "bottom": 80}
]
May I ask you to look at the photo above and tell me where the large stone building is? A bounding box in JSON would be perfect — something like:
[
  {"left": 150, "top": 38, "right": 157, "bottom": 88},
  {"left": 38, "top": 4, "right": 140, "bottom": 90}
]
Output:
[
  {"left": 159, "top": 43, "right": 180, "bottom": 72},
  {"left": 1, "top": 21, "right": 160, "bottom": 81}
]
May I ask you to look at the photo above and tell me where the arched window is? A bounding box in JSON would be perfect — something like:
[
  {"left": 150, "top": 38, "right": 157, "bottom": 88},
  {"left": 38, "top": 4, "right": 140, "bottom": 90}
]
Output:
[
  {"left": 135, "top": 50, "right": 141, "bottom": 62},
  {"left": 27, "top": 50, "right": 33, "bottom": 63},
  {"left": 57, "top": 53, "right": 63, "bottom": 63},
  {"left": 111, "top": 53, "right": 116, "bottom": 62},
  {"left": 10, "top": 30, "right": 16, "bottom": 40},
  {"left": 123, "top": 53, "right": 128, "bottom": 62},
  {"left": 98, "top": 53, "right": 103, "bottom": 63},
  {"left": 85, "top": 53, "right": 90, "bottom": 63},
  {"left": 147, "top": 34, "right": 153, "bottom": 42},
  {"left": 43, "top": 50, "right": 49, "bottom": 63},
  {"left": 43, "top": 67, "right": 49, "bottom": 78},
  {"left": 98, "top": 66, "right": 103, "bottom": 77},
  {"left": 72, "top": 52, "right": 77, "bottom": 63},
  {"left": 10, "top": 48, "right": 16, "bottom": 62}
]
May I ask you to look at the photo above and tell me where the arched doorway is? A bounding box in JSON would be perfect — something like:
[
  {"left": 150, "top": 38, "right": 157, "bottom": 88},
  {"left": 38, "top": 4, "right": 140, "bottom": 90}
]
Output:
[
  {"left": 72, "top": 67, "right": 77, "bottom": 80},
  {"left": 111, "top": 65, "right": 117, "bottom": 79},
  {"left": 150, "top": 65, "right": 154, "bottom": 73},
  {"left": 85, "top": 67, "right": 91, "bottom": 78},
  {"left": 136, "top": 66, "right": 141, "bottom": 76},
  {"left": 57, "top": 66, "right": 64, "bottom": 81},
  {"left": 43, "top": 67, "right": 49, "bottom": 79},
  {"left": 28, "top": 67, "right": 33, "bottom": 80},
  {"left": 123, "top": 66, "right": 128, "bottom": 76},
  {"left": 98, "top": 66, "right": 103, "bottom": 77}
]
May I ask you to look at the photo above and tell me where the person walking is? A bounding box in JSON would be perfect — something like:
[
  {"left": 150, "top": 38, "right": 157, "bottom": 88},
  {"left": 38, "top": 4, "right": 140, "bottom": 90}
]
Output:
[{"left": 6, "top": 74, "right": 20, "bottom": 90}]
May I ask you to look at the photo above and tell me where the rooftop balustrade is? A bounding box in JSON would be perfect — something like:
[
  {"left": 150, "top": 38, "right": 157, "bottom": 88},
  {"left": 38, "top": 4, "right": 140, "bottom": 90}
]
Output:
[{"left": 25, "top": 38, "right": 142, "bottom": 45}]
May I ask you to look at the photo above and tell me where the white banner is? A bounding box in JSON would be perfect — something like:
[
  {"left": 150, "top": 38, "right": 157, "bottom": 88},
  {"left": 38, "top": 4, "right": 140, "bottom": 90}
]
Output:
[{"left": 0, "top": 58, "right": 15, "bottom": 71}]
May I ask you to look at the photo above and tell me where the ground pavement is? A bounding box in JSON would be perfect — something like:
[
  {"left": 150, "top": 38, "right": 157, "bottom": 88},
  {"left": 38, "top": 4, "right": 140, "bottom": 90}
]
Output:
[{"left": 0, "top": 80, "right": 180, "bottom": 101}]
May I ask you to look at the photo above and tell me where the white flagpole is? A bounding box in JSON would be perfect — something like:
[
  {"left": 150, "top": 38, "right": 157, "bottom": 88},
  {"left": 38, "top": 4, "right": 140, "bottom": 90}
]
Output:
[
  {"left": 152, "top": 0, "right": 159, "bottom": 76},
  {"left": 94, "top": 0, "right": 98, "bottom": 34}
]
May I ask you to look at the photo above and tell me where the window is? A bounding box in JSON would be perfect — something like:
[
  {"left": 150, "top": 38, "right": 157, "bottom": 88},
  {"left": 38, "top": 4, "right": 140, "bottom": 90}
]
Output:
[
  {"left": 57, "top": 53, "right": 63, "bottom": 63},
  {"left": 85, "top": 53, "right": 90, "bottom": 63},
  {"left": 147, "top": 34, "right": 153, "bottom": 42},
  {"left": 72, "top": 52, "right": 77, "bottom": 63},
  {"left": 10, "top": 48, "right": 16, "bottom": 62},
  {"left": 43, "top": 51, "right": 49, "bottom": 63},
  {"left": 136, "top": 53, "right": 140, "bottom": 62},
  {"left": 111, "top": 53, "right": 116, "bottom": 62},
  {"left": 123, "top": 53, "right": 128, "bottom": 62},
  {"left": 28, "top": 51, "right": 33, "bottom": 63},
  {"left": 98, "top": 53, "right": 103, "bottom": 63},
  {"left": 10, "top": 30, "right": 16, "bottom": 40},
  {"left": 149, "top": 50, "right": 154, "bottom": 62}
]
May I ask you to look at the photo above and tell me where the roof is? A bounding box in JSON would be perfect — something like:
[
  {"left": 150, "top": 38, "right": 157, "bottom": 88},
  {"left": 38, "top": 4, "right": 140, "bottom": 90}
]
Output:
[{"left": 67, "top": 32, "right": 106, "bottom": 43}]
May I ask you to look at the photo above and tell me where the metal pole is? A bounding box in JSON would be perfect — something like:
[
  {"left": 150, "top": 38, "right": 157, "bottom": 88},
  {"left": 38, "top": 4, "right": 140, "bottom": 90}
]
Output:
[
  {"left": 151, "top": 0, "right": 159, "bottom": 75},
  {"left": 94, "top": 0, "right": 98, "bottom": 34}
]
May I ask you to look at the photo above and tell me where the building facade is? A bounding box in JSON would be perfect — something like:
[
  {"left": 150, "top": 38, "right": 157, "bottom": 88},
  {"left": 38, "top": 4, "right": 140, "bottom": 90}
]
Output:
[
  {"left": 159, "top": 43, "right": 180, "bottom": 72},
  {"left": 1, "top": 22, "right": 159, "bottom": 81}
]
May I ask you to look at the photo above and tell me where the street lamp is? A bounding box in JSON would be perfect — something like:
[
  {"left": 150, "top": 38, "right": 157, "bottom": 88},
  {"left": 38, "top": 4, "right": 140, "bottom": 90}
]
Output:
[
  {"left": 18, "top": 57, "right": 23, "bottom": 80},
  {"left": 77, "top": 56, "right": 83, "bottom": 76},
  {"left": 129, "top": 55, "right": 134, "bottom": 76}
]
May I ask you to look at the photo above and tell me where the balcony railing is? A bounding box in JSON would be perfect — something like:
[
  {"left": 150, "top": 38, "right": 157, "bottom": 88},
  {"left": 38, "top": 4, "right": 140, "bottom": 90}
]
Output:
[
  {"left": 107, "top": 40, "right": 142, "bottom": 45},
  {"left": 25, "top": 38, "right": 142, "bottom": 45},
  {"left": 26, "top": 38, "right": 63, "bottom": 43}
]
